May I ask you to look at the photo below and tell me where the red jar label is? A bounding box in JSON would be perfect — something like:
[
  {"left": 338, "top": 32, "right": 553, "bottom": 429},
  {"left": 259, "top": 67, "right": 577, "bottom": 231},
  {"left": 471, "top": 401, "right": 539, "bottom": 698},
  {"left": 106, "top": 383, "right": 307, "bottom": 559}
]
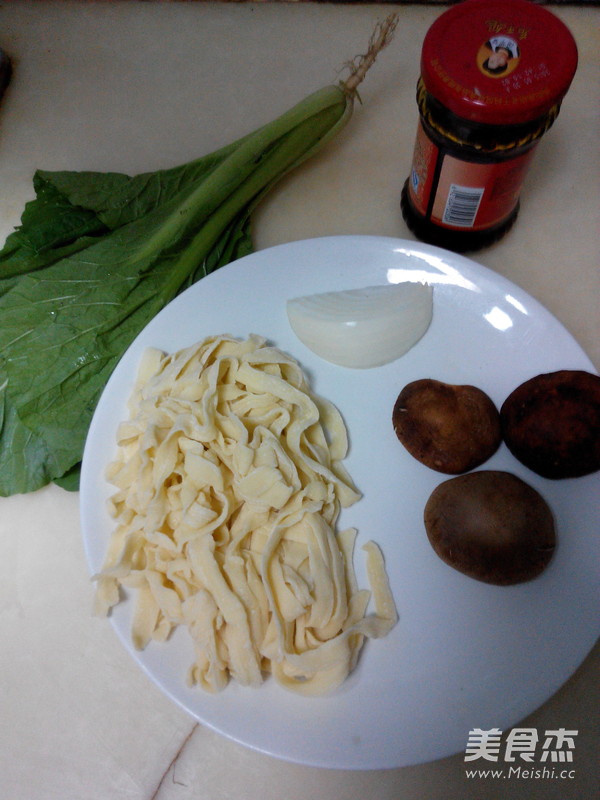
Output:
[{"left": 408, "top": 121, "right": 537, "bottom": 231}]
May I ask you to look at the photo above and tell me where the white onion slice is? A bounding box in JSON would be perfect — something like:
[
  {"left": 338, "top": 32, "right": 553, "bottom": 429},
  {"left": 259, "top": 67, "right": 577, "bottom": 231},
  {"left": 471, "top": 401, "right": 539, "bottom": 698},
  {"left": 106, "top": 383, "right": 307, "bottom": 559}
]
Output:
[{"left": 286, "top": 283, "right": 433, "bottom": 369}]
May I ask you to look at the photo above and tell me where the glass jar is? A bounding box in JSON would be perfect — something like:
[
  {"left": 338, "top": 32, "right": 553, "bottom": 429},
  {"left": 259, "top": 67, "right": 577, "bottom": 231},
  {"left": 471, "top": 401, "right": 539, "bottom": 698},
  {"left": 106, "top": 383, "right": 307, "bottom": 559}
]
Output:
[{"left": 401, "top": 0, "right": 578, "bottom": 252}]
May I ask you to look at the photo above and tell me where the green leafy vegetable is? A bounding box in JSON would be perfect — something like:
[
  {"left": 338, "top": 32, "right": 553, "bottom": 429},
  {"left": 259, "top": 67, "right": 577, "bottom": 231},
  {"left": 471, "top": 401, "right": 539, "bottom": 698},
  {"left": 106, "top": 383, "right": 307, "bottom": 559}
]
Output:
[{"left": 0, "top": 15, "right": 398, "bottom": 496}]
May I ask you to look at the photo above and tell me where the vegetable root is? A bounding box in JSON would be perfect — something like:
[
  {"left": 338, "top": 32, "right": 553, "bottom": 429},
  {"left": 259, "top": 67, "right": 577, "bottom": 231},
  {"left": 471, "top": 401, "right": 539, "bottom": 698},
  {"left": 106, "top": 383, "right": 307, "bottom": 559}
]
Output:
[{"left": 342, "top": 13, "right": 399, "bottom": 97}]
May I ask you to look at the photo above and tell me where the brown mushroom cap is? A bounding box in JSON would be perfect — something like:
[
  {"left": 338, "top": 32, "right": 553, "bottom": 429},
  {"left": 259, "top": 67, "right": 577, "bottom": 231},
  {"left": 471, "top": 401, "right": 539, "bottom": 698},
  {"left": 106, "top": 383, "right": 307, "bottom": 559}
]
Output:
[
  {"left": 424, "top": 470, "right": 556, "bottom": 585},
  {"left": 393, "top": 379, "right": 501, "bottom": 474},
  {"left": 501, "top": 370, "right": 600, "bottom": 479}
]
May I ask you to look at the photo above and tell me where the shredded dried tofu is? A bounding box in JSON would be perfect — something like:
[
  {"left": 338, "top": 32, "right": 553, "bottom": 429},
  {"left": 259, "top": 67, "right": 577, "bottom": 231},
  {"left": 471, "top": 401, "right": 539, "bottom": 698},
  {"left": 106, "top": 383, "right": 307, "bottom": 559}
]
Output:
[{"left": 93, "top": 334, "right": 397, "bottom": 695}]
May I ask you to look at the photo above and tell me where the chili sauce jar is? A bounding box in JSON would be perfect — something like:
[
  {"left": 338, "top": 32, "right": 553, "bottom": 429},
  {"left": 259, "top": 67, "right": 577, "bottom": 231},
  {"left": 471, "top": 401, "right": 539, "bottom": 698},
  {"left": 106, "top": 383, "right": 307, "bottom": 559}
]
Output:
[{"left": 401, "top": 0, "right": 578, "bottom": 252}]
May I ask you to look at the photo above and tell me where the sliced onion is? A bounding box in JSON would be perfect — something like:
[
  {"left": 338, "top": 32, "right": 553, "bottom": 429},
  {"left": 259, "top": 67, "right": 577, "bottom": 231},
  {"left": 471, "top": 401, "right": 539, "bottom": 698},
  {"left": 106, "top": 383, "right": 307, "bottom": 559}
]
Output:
[{"left": 286, "top": 282, "right": 433, "bottom": 369}]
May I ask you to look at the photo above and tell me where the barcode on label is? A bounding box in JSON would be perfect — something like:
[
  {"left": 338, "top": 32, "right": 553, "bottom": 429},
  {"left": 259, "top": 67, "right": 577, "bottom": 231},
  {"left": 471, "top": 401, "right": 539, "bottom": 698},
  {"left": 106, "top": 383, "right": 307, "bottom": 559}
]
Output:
[{"left": 443, "top": 184, "right": 484, "bottom": 227}]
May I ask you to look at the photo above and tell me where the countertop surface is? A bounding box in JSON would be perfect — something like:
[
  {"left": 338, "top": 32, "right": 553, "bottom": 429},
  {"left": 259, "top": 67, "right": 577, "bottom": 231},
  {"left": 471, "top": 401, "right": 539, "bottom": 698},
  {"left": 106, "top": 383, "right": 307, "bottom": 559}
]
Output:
[{"left": 0, "top": 3, "right": 598, "bottom": 799}]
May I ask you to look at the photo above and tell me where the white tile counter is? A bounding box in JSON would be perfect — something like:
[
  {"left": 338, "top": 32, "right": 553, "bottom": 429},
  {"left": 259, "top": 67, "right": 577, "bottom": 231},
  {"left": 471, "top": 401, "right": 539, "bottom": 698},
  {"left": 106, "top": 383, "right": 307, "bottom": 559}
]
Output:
[{"left": 0, "top": 3, "right": 598, "bottom": 798}]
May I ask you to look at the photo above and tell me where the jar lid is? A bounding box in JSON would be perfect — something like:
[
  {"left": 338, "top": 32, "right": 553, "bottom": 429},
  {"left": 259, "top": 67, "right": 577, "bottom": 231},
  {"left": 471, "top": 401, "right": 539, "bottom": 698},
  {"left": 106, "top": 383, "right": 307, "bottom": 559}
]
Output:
[{"left": 420, "top": 0, "right": 578, "bottom": 125}]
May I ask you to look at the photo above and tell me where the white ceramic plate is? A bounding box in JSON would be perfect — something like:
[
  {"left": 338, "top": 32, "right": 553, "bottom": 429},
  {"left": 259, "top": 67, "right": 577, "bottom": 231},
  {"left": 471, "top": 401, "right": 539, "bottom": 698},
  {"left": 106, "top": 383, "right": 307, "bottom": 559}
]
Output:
[{"left": 80, "top": 236, "right": 600, "bottom": 770}]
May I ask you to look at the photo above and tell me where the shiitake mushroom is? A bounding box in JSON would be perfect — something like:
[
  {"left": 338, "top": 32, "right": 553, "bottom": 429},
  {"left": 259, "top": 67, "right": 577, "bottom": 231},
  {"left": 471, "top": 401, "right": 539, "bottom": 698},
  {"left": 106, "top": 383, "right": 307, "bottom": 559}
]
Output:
[
  {"left": 392, "top": 379, "right": 501, "bottom": 474},
  {"left": 424, "top": 470, "right": 556, "bottom": 585},
  {"left": 501, "top": 370, "right": 600, "bottom": 479}
]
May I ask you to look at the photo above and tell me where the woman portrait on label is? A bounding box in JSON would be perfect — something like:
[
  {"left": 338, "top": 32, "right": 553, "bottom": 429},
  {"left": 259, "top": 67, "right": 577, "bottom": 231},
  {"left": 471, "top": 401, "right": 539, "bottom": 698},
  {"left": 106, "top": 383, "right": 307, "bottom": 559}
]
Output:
[{"left": 480, "top": 36, "right": 520, "bottom": 76}]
